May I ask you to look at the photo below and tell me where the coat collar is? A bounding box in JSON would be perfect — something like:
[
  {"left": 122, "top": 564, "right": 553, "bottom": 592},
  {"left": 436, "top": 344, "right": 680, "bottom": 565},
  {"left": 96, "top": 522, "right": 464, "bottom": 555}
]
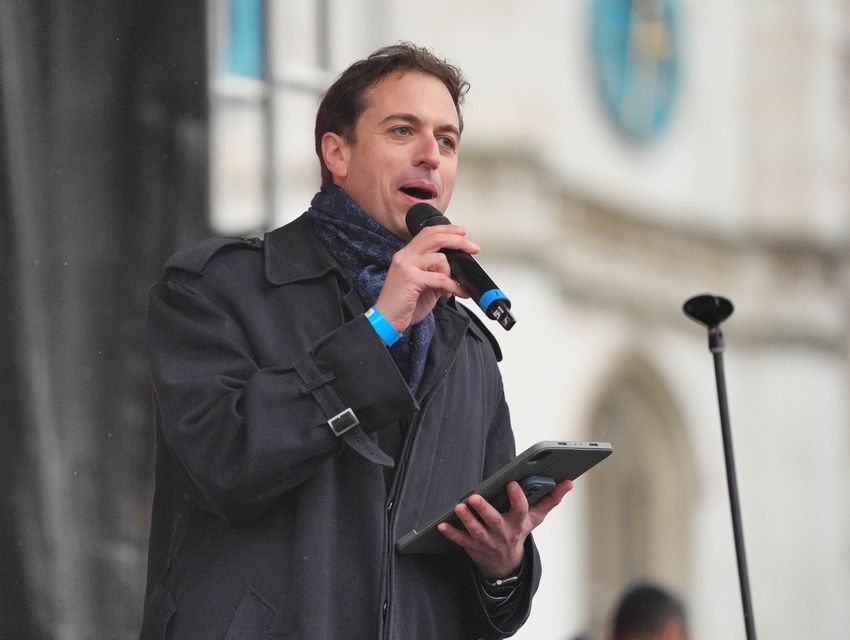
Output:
[
  {"left": 263, "top": 214, "right": 340, "bottom": 285},
  {"left": 261, "top": 213, "right": 501, "bottom": 365}
]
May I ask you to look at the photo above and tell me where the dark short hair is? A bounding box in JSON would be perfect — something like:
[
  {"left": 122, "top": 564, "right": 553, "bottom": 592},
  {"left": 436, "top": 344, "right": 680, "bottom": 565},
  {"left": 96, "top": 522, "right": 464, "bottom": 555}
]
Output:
[
  {"left": 314, "top": 42, "right": 470, "bottom": 185},
  {"left": 612, "top": 582, "right": 687, "bottom": 638}
]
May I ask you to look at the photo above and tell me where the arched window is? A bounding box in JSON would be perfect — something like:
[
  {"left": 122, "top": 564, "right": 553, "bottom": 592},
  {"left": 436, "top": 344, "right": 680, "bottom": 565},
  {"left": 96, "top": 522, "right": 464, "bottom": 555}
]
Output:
[{"left": 584, "top": 356, "right": 695, "bottom": 635}]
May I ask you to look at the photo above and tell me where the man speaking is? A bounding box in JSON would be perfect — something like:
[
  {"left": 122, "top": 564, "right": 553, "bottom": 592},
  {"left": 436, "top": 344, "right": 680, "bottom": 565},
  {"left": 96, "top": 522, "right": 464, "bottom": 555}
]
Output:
[{"left": 139, "top": 42, "right": 572, "bottom": 639}]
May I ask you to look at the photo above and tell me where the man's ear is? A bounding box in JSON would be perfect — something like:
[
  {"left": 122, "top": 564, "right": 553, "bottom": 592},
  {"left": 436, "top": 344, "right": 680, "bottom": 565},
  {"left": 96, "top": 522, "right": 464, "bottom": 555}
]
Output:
[{"left": 321, "top": 132, "right": 350, "bottom": 182}]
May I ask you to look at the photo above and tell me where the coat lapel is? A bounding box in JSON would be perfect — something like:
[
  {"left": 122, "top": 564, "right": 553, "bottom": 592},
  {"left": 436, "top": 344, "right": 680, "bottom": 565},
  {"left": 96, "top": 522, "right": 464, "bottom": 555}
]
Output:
[{"left": 415, "top": 301, "right": 470, "bottom": 402}]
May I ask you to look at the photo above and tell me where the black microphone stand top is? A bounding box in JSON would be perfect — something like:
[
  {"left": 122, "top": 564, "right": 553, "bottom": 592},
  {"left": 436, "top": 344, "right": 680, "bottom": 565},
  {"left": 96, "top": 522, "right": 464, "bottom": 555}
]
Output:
[{"left": 683, "top": 294, "right": 757, "bottom": 640}]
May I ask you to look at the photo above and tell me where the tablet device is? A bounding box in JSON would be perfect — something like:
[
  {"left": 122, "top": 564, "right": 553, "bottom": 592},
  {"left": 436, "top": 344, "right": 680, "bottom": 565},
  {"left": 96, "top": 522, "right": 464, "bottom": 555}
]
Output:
[{"left": 396, "top": 440, "right": 613, "bottom": 555}]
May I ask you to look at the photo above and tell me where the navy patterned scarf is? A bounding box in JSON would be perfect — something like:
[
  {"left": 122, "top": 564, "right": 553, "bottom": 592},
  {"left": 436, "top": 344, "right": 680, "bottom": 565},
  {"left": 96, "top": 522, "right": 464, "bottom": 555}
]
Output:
[{"left": 306, "top": 185, "right": 435, "bottom": 393}]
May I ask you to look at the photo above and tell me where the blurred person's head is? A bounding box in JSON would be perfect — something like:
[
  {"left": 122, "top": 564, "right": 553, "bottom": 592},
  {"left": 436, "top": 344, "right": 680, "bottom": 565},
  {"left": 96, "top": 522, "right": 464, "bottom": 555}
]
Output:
[{"left": 609, "top": 582, "right": 688, "bottom": 640}]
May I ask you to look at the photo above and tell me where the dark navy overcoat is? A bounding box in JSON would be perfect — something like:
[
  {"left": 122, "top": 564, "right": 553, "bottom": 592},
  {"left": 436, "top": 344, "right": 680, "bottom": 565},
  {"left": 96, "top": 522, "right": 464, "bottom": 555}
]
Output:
[{"left": 139, "top": 214, "right": 540, "bottom": 639}]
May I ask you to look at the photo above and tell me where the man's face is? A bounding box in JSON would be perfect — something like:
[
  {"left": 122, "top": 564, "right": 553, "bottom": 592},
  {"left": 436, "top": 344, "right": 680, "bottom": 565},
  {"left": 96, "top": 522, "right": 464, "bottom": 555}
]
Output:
[{"left": 328, "top": 71, "right": 460, "bottom": 240}]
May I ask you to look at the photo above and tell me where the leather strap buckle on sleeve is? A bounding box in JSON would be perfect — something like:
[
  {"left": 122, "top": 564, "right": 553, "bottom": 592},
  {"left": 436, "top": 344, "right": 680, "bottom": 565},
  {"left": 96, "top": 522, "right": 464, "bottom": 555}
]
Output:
[
  {"left": 294, "top": 357, "right": 394, "bottom": 468},
  {"left": 327, "top": 408, "right": 359, "bottom": 436}
]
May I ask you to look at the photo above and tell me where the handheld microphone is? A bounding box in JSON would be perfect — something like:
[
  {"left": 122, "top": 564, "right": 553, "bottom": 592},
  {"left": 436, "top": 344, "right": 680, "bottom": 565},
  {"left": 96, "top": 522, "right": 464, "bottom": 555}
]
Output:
[{"left": 406, "top": 203, "right": 516, "bottom": 330}]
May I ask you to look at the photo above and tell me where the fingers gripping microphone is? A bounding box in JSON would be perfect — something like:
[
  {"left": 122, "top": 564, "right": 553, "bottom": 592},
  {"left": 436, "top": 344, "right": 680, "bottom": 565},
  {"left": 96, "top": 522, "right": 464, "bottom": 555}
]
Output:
[{"left": 406, "top": 203, "right": 516, "bottom": 330}]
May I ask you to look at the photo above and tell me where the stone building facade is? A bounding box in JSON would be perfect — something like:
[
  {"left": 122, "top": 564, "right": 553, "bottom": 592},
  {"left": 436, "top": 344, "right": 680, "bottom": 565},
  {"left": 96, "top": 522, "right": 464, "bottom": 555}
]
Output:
[{"left": 211, "top": 1, "right": 850, "bottom": 638}]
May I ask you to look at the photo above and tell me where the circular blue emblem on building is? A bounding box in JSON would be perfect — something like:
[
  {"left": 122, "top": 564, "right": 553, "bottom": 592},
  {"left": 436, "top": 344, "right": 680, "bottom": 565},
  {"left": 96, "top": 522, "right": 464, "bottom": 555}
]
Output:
[{"left": 590, "top": 0, "right": 681, "bottom": 143}]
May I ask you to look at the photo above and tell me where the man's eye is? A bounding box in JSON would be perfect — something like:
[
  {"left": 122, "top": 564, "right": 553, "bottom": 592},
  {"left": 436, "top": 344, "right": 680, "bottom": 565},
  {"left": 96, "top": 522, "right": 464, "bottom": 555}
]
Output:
[
  {"left": 439, "top": 137, "right": 457, "bottom": 150},
  {"left": 393, "top": 126, "right": 411, "bottom": 136}
]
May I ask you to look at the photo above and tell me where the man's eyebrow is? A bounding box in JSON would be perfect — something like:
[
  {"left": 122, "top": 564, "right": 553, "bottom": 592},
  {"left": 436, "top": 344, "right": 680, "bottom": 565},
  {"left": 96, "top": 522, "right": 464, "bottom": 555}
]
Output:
[{"left": 378, "top": 112, "right": 461, "bottom": 138}]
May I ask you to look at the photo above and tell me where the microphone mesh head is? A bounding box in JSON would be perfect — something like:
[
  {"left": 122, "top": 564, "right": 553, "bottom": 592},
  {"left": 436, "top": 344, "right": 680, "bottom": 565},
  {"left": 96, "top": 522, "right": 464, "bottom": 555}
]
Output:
[{"left": 406, "top": 203, "right": 450, "bottom": 236}]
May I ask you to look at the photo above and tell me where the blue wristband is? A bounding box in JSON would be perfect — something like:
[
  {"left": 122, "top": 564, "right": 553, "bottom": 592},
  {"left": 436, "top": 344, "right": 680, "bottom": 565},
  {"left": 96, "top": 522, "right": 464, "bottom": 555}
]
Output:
[{"left": 365, "top": 306, "right": 401, "bottom": 347}]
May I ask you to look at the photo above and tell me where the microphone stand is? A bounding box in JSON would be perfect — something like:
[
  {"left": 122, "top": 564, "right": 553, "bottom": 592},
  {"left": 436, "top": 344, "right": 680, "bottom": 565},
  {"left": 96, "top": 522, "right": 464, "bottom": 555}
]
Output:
[{"left": 683, "top": 294, "right": 757, "bottom": 640}]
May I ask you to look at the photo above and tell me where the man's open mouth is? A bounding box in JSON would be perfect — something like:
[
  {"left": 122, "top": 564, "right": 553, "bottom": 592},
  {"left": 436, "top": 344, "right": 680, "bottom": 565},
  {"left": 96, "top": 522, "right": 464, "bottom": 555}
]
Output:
[{"left": 400, "top": 185, "right": 437, "bottom": 200}]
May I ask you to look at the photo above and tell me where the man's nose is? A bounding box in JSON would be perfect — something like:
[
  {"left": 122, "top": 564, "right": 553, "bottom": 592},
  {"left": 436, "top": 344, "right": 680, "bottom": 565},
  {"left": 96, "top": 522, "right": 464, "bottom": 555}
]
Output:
[{"left": 414, "top": 135, "right": 441, "bottom": 169}]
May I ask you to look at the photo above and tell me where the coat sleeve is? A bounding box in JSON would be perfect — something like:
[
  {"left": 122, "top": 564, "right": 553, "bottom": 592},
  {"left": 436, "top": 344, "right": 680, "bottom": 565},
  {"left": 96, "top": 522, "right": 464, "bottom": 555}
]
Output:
[
  {"left": 467, "top": 390, "right": 543, "bottom": 638},
  {"left": 146, "top": 274, "right": 417, "bottom": 525},
  {"left": 466, "top": 537, "right": 540, "bottom": 639}
]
